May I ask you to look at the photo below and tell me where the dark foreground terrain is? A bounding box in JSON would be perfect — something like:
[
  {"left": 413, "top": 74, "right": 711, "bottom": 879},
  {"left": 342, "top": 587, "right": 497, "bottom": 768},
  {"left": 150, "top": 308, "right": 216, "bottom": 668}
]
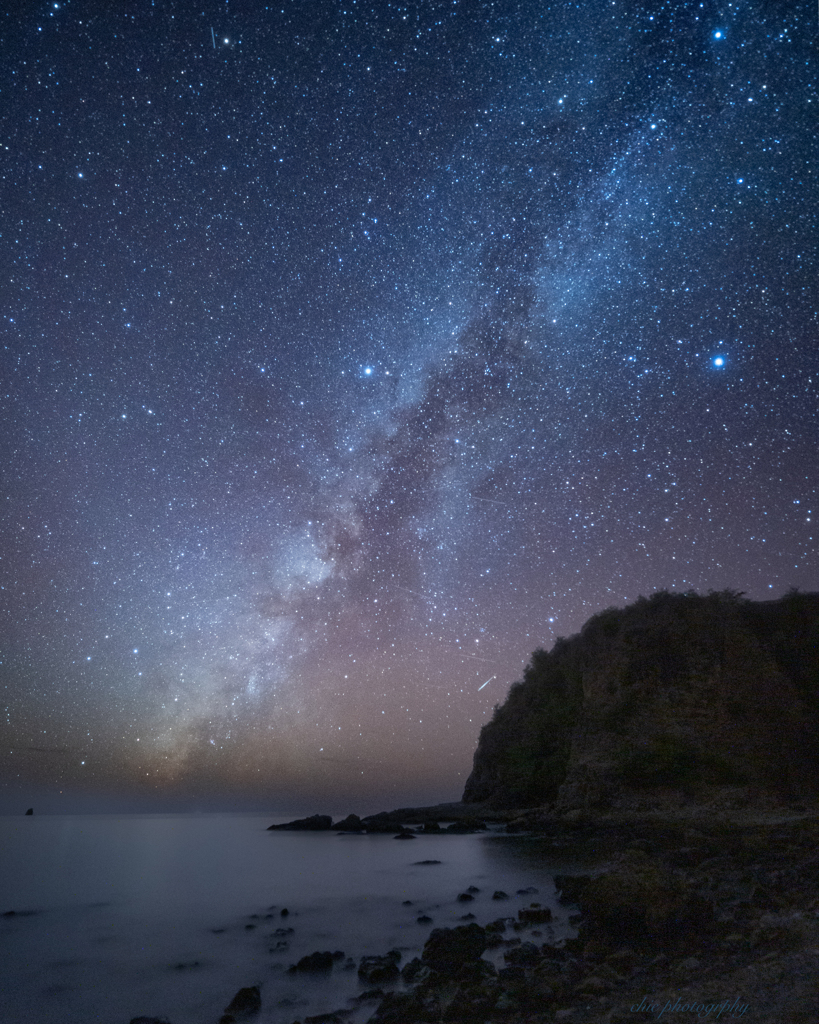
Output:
[
  {"left": 132, "top": 803, "right": 818, "bottom": 1024},
  {"left": 331, "top": 805, "right": 819, "bottom": 1024}
]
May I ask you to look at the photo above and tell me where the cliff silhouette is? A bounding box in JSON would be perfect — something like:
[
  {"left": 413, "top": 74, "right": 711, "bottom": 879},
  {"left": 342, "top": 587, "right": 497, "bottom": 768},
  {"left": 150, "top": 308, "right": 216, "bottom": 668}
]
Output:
[{"left": 463, "top": 590, "right": 819, "bottom": 811}]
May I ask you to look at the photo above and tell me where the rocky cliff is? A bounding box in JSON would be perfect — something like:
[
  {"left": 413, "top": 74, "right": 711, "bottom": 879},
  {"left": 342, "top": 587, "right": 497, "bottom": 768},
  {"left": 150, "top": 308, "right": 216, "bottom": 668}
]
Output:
[{"left": 462, "top": 590, "right": 819, "bottom": 811}]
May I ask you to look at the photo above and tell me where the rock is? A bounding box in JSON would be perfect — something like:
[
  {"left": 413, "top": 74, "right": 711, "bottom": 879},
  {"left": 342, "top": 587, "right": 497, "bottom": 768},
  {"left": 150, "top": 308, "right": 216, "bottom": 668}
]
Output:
[
  {"left": 332, "top": 813, "right": 363, "bottom": 831},
  {"left": 456, "top": 892, "right": 474, "bottom": 902},
  {"left": 577, "top": 848, "right": 711, "bottom": 948},
  {"left": 443, "top": 980, "right": 500, "bottom": 1021},
  {"left": 290, "top": 950, "right": 335, "bottom": 972},
  {"left": 422, "top": 923, "right": 487, "bottom": 976},
  {"left": 24, "top": 808, "right": 33, "bottom": 815},
  {"left": 421, "top": 821, "right": 442, "bottom": 832},
  {"left": 130, "top": 1018, "right": 172, "bottom": 1024},
  {"left": 417, "top": 914, "right": 433, "bottom": 923},
  {"left": 358, "top": 949, "right": 401, "bottom": 983},
  {"left": 393, "top": 830, "right": 416, "bottom": 839},
  {"left": 518, "top": 903, "right": 552, "bottom": 924},
  {"left": 267, "top": 814, "right": 332, "bottom": 831},
  {"left": 401, "top": 957, "right": 429, "bottom": 983},
  {"left": 223, "top": 985, "right": 261, "bottom": 1017},
  {"left": 280, "top": 908, "right": 289, "bottom": 917},
  {"left": 367, "top": 989, "right": 426, "bottom": 1024},
  {"left": 492, "top": 890, "right": 509, "bottom": 900},
  {"left": 414, "top": 859, "right": 441, "bottom": 865},
  {"left": 503, "top": 941, "right": 540, "bottom": 966},
  {"left": 354, "top": 987, "right": 386, "bottom": 1001},
  {"left": 304, "top": 1012, "right": 347, "bottom": 1024}
]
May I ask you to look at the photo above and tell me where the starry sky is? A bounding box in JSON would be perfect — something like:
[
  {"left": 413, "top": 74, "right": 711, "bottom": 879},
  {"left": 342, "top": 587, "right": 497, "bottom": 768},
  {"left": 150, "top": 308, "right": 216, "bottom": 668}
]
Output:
[{"left": 1, "top": 0, "right": 816, "bottom": 814}]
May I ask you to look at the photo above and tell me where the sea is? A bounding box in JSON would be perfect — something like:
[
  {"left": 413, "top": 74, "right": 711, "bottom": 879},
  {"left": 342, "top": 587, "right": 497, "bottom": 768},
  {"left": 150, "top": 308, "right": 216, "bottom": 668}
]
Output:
[{"left": 0, "top": 813, "right": 581, "bottom": 1024}]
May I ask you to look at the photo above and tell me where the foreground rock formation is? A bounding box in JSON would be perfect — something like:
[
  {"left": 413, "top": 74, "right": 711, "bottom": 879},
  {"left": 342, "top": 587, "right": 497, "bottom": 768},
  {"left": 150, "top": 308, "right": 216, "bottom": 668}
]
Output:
[
  {"left": 359, "top": 809, "right": 819, "bottom": 1024},
  {"left": 463, "top": 590, "right": 819, "bottom": 812}
]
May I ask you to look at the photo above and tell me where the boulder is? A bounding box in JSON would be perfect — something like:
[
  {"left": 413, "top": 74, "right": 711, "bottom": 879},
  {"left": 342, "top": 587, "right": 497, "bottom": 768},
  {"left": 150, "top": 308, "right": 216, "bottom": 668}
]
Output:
[
  {"left": 574, "top": 848, "right": 711, "bottom": 948},
  {"left": 290, "top": 950, "right": 335, "bottom": 972},
  {"left": 222, "top": 985, "right": 261, "bottom": 1017},
  {"left": 422, "top": 923, "right": 487, "bottom": 976},
  {"left": 518, "top": 903, "right": 552, "bottom": 924},
  {"left": 267, "top": 814, "right": 332, "bottom": 831},
  {"left": 24, "top": 808, "right": 33, "bottom": 816},
  {"left": 358, "top": 948, "right": 402, "bottom": 983}
]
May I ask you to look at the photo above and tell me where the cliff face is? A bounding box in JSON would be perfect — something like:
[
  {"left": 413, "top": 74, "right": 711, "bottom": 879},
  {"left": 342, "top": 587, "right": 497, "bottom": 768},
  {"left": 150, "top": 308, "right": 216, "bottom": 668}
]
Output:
[{"left": 463, "top": 591, "right": 819, "bottom": 811}]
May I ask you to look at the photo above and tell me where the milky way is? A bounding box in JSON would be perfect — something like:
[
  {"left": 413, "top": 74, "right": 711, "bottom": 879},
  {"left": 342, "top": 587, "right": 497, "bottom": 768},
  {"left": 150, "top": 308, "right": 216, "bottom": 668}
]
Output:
[{"left": 1, "top": 1, "right": 815, "bottom": 812}]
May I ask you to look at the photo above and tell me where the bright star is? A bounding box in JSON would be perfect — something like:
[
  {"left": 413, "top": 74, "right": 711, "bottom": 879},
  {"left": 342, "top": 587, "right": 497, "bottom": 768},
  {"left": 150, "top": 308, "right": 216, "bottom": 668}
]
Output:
[{"left": 713, "top": 356, "right": 725, "bottom": 367}]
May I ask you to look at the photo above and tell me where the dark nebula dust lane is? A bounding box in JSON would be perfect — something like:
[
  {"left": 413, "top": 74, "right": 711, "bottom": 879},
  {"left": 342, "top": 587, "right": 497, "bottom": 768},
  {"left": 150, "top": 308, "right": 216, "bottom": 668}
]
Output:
[{"left": 0, "top": 0, "right": 815, "bottom": 811}]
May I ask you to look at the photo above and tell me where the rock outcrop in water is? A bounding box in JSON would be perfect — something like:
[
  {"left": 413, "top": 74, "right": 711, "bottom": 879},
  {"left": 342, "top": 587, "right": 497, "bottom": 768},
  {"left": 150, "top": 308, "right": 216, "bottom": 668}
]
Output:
[
  {"left": 463, "top": 590, "right": 819, "bottom": 811},
  {"left": 267, "top": 814, "right": 332, "bottom": 831}
]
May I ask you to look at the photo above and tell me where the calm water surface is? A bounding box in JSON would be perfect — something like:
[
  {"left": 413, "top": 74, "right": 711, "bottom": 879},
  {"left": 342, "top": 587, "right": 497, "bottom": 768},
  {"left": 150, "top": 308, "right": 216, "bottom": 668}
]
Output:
[{"left": 0, "top": 813, "right": 576, "bottom": 1024}]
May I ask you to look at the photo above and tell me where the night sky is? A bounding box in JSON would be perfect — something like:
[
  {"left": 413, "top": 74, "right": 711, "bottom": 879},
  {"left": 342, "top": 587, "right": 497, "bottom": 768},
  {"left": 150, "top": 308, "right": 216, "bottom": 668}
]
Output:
[{"left": 1, "top": 1, "right": 815, "bottom": 813}]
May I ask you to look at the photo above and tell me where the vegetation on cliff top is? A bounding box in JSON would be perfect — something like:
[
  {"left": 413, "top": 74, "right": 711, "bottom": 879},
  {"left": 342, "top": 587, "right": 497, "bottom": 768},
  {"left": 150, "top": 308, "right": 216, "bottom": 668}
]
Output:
[{"left": 463, "top": 590, "right": 819, "bottom": 810}]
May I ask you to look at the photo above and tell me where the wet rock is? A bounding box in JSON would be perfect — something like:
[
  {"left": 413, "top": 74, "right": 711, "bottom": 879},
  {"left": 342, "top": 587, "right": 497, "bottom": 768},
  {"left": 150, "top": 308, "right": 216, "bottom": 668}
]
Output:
[
  {"left": 456, "top": 892, "right": 474, "bottom": 902},
  {"left": 421, "top": 821, "right": 442, "bottom": 833},
  {"left": 516, "top": 886, "right": 539, "bottom": 895},
  {"left": 25, "top": 808, "right": 33, "bottom": 815},
  {"left": 504, "top": 941, "right": 541, "bottom": 966},
  {"left": 417, "top": 914, "right": 433, "bottom": 923},
  {"left": 332, "top": 814, "right": 363, "bottom": 831},
  {"left": 367, "top": 989, "right": 427, "bottom": 1024},
  {"left": 280, "top": 908, "right": 289, "bottom": 917},
  {"left": 518, "top": 903, "right": 553, "bottom": 924},
  {"left": 393, "top": 829, "right": 416, "bottom": 839},
  {"left": 492, "top": 890, "right": 509, "bottom": 900},
  {"left": 422, "top": 923, "right": 487, "bottom": 976},
  {"left": 400, "top": 957, "right": 429, "bottom": 983},
  {"left": 443, "top": 979, "right": 500, "bottom": 1021},
  {"left": 223, "top": 985, "right": 261, "bottom": 1017},
  {"left": 267, "top": 814, "right": 332, "bottom": 831},
  {"left": 290, "top": 950, "right": 335, "bottom": 972},
  {"left": 466, "top": 885, "right": 480, "bottom": 893},
  {"left": 358, "top": 948, "right": 401, "bottom": 983}
]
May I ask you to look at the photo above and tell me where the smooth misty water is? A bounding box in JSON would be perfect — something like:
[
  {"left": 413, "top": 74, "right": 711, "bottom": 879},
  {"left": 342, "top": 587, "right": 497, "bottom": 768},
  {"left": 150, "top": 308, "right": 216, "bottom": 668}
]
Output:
[{"left": 0, "top": 814, "right": 576, "bottom": 1024}]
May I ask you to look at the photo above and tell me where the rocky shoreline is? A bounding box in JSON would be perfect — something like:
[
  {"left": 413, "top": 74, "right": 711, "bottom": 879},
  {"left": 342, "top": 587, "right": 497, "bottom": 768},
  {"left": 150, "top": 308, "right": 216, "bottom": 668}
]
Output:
[
  {"left": 351, "top": 805, "right": 819, "bottom": 1024},
  {"left": 131, "top": 802, "right": 819, "bottom": 1024}
]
